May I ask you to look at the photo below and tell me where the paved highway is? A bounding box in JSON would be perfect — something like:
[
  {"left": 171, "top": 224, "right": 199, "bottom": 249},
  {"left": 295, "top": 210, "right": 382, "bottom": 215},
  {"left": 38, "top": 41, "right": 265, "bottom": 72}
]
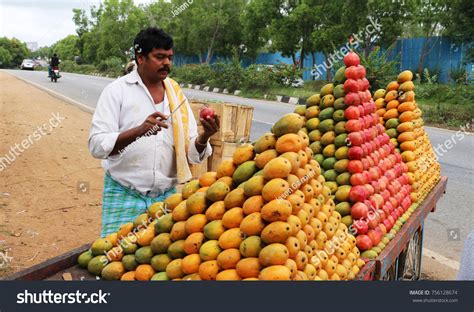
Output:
[{"left": 4, "top": 69, "right": 473, "bottom": 273}]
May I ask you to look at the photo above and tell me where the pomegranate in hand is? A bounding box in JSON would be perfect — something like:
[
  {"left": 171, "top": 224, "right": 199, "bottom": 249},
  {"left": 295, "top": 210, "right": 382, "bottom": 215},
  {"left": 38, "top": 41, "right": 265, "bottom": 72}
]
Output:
[{"left": 199, "top": 107, "right": 216, "bottom": 120}]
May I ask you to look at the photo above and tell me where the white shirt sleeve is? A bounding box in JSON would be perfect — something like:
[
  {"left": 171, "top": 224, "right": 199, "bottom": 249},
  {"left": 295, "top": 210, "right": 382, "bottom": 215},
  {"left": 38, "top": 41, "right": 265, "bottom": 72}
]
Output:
[
  {"left": 88, "top": 84, "right": 122, "bottom": 159},
  {"left": 186, "top": 100, "right": 212, "bottom": 164}
]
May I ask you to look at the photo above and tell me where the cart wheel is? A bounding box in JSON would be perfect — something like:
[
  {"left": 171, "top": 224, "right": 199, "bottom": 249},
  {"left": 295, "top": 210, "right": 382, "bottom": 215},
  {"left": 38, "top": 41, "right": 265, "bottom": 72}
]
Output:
[{"left": 399, "top": 227, "right": 423, "bottom": 280}]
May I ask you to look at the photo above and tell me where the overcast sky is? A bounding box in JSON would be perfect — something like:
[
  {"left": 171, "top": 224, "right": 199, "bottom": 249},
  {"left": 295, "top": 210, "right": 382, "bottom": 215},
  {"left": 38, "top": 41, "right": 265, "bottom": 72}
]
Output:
[{"left": 0, "top": 0, "right": 154, "bottom": 47}]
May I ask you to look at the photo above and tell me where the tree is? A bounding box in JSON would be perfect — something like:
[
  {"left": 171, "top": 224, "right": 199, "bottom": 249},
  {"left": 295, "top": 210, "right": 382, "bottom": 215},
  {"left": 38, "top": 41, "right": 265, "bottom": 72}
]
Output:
[
  {"left": 81, "top": 31, "right": 100, "bottom": 64},
  {"left": 310, "top": 0, "right": 348, "bottom": 80},
  {"left": 287, "top": 2, "right": 320, "bottom": 69},
  {"left": 31, "top": 46, "right": 52, "bottom": 60},
  {"left": 403, "top": 0, "right": 447, "bottom": 75},
  {"left": 0, "top": 46, "right": 13, "bottom": 68},
  {"left": 243, "top": 0, "right": 315, "bottom": 66},
  {"left": 0, "top": 37, "right": 29, "bottom": 67},
  {"left": 51, "top": 35, "right": 80, "bottom": 61},
  {"left": 72, "top": 8, "right": 91, "bottom": 37},
  {"left": 73, "top": 4, "right": 102, "bottom": 63},
  {"left": 240, "top": 0, "right": 280, "bottom": 59},
  {"left": 72, "top": 0, "right": 145, "bottom": 65},
  {"left": 267, "top": 1, "right": 306, "bottom": 65},
  {"left": 172, "top": 0, "right": 245, "bottom": 63},
  {"left": 269, "top": 10, "right": 301, "bottom": 65},
  {"left": 442, "top": 0, "right": 474, "bottom": 62},
  {"left": 341, "top": 0, "right": 416, "bottom": 57},
  {"left": 173, "top": 0, "right": 213, "bottom": 62},
  {"left": 293, "top": 0, "right": 319, "bottom": 68},
  {"left": 142, "top": 0, "right": 174, "bottom": 31},
  {"left": 73, "top": 7, "right": 92, "bottom": 58},
  {"left": 95, "top": 0, "right": 145, "bottom": 63}
]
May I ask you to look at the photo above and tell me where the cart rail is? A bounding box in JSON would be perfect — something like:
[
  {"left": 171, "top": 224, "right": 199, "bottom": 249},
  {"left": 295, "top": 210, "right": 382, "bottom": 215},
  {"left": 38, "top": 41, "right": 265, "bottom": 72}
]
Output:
[{"left": 1, "top": 243, "right": 91, "bottom": 281}]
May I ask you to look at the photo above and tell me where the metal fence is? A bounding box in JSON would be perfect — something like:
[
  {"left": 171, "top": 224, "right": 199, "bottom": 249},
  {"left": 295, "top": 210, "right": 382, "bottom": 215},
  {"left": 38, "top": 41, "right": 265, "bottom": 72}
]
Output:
[{"left": 173, "top": 36, "right": 472, "bottom": 83}]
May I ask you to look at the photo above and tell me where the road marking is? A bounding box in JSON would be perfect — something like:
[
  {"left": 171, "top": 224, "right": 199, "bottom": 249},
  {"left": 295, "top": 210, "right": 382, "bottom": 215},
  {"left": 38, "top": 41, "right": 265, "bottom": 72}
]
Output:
[
  {"left": 9, "top": 74, "right": 95, "bottom": 114},
  {"left": 183, "top": 87, "right": 297, "bottom": 108},
  {"left": 66, "top": 72, "right": 114, "bottom": 81},
  {"left": 422, "top": 247, "right": 460, "bottom": 271},
  {"left": 252, "top": 118, "right": 274, "bottom": 126}
]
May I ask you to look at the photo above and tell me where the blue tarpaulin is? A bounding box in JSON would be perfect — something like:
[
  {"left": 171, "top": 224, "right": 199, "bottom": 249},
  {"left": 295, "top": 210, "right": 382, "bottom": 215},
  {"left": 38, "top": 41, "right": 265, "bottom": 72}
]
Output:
[{"left": 174, "top": 37, "right": 472, "bottom": 83}]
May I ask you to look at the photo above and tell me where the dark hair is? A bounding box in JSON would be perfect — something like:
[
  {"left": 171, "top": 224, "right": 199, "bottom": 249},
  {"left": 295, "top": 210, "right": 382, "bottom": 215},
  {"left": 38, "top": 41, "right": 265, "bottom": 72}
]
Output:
[
  {"left": 53, "top": 53, "right": 57, "bottom": 57},
  {"left": 133, "top": 27, "right": 173, "bottom": 60}
]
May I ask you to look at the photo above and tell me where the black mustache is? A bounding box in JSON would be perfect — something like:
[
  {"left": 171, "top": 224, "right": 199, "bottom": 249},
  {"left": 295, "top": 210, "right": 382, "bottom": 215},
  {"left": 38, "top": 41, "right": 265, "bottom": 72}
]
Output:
[{"left": 159, "top": 67, "right": 170, "bottom": 72}]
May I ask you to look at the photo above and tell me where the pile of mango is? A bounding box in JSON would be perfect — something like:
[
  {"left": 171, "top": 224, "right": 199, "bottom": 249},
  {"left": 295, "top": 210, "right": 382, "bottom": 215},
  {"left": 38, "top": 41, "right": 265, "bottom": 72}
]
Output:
[
  {"left": 373, "top": 70, "right": 441, "bottom": 203},
  {"left": 294, "top": 53, "right": 415, "bottom": 260},
  {"left": 297, "top": 66, "right": 352, "bottom": 226},
  {"left": 296, "top": 59, "right": 360, "bottom": 229},
  {"left": 78, "top": 113, "right": 366, "bottom": 280},
  {"left": 78, "top": 57, "right": 444, "bottom": 277}
]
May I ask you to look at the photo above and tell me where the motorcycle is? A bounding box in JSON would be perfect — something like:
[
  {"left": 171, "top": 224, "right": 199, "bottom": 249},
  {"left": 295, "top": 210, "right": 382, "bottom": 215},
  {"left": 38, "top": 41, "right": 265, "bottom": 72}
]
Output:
[{"left": 50, "top": 66, "right": 61, "bottom": 82}]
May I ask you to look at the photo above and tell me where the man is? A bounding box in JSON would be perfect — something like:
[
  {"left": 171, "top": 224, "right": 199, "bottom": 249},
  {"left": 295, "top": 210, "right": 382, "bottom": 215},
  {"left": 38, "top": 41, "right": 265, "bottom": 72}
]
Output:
[
  {"left": 48, "top": 53, "right": 59, "bottom": 77},
  {"left": 89, "top": 28, "right": 219, "bottom": 237}
]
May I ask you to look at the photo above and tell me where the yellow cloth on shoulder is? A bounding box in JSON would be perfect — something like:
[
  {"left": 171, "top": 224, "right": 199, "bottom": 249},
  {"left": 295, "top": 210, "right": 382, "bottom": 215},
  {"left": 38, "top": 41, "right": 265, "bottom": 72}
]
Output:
[{"left": 164, "top": 78, "right": 193, "bottom": 184}]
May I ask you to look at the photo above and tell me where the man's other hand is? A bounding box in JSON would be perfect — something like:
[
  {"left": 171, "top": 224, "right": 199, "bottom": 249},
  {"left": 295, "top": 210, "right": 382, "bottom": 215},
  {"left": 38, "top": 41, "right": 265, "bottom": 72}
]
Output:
[
  {"left": 200, "top": 115, "right": 220, "bottom": 141},
  {"left": 139, "top": 111, "right": 169, "bottom": 135}
]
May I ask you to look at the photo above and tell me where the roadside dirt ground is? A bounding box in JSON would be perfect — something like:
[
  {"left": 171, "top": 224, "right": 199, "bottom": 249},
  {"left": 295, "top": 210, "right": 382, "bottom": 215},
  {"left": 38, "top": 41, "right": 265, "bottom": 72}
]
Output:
[
  {"left": 421, "top": 255, "right": 458, "bottom": 280},
  {"left": 0, "top": 72, "right": 103, "bottom": 277}
]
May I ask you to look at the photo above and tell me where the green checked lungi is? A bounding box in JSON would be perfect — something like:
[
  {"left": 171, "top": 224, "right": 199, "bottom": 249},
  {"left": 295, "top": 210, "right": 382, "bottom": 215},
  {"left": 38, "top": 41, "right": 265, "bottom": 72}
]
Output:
[{"left": 100, "top": 174, "right": 176, "bottom": 237}]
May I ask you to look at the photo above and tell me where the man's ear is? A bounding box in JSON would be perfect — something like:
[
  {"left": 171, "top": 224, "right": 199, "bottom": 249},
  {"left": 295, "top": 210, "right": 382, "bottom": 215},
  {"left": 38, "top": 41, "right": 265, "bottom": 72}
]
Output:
[{"left": 136, "top": 54, "right": 145, "bottom": 65}]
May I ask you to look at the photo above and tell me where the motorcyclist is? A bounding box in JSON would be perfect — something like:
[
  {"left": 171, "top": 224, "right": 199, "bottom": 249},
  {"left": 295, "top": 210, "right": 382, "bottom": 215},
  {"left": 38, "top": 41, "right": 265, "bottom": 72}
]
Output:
[{"left": 48, "top": 54, "right": 60, "bottom": 77}]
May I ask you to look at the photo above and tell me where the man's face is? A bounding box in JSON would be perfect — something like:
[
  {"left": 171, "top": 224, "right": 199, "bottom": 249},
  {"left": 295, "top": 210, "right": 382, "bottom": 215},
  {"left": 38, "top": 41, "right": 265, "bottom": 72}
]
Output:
[{"left": 138, "top": 48, "right": 173, "bottom": 81}]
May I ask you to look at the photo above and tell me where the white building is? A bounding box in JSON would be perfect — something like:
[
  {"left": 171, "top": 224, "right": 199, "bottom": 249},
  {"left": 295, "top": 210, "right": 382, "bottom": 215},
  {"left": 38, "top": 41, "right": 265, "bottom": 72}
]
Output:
[{"left": 26, "top": 42, "right": 38, "bottom": 52}]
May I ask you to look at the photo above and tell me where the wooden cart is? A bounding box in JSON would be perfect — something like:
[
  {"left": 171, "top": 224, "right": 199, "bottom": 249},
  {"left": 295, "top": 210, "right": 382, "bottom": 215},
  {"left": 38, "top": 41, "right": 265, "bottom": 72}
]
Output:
[{"left": 3, "top": 177, "right": 448, "bottom": 281}]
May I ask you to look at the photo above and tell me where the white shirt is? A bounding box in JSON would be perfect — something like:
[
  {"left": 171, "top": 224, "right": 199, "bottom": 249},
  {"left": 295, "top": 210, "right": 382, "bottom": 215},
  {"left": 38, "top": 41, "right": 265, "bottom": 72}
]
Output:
[{"left": 88, "top": 70, "right": 212, "bottom": 196}]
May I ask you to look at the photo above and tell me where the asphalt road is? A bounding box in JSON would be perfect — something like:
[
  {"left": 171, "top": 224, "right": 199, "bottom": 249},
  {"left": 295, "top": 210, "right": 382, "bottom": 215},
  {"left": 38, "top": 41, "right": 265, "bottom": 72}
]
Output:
[
  {"left": 2, "top": 69, "right": 287, "bottom": 141},
  {"left": 4, "top": 69, "right": 474, "bottom": 272}
]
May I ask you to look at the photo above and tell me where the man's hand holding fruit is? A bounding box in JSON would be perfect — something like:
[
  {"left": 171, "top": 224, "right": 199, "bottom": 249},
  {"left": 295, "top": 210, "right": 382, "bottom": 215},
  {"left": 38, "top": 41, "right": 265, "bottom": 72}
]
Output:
[{"left": 197, "top": 107, "right": 219, "bottom": 147}]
